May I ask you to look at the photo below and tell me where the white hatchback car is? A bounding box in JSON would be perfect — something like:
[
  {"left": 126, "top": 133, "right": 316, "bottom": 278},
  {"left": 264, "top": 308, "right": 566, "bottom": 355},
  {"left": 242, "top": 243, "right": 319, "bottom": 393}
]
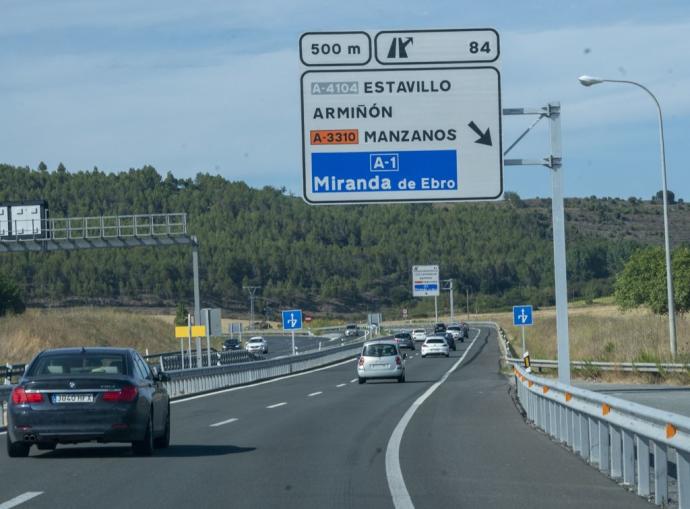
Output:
[
  {"left": 421, "top": 336, "right": 450, "bottom": 358},
  {"left": 412, "top": 329, "right": 427, "bottom": 342},
  {"left": 245, "top": 336, "right": 268, "bottom": 354},
  {"left": 357, "top": 340, "right": 406, "bottom": 384}
]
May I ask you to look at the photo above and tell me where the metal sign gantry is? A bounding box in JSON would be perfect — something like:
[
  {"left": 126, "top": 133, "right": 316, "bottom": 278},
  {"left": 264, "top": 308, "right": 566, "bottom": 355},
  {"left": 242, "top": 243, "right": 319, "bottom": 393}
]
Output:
[{"left": 0, "top": 212, "right": 203, "bottom": 323}]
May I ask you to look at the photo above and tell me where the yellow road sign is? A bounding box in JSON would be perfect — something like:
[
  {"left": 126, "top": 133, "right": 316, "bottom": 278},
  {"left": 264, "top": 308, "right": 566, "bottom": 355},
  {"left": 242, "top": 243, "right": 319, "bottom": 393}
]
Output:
[{"left": 175, "top": 325, "right": 207, "bottom": 338}]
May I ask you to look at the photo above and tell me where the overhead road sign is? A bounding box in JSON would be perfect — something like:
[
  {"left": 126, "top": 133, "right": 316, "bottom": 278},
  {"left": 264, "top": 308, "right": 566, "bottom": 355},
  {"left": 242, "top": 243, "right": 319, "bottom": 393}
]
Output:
[
  {"left": 300, "top": 31, "right": 372, "bottom": 66},
  {"left": 412, "top": 265, "right": 440, "bottom": 297},
  {"left": 282, "top": 309, "right": 303, "bottom": 331},
  {"left": 513, "top": 305, "right": 533, "bottom": 326},
  {"left": 374, "top": 28, "right": 499, "bottom": 65},
  {"left": 300, "top": 28, "right": 502, "bottom": 205},
  {"left": 175, "top": 325, "right": 206, "bottom": 338}
]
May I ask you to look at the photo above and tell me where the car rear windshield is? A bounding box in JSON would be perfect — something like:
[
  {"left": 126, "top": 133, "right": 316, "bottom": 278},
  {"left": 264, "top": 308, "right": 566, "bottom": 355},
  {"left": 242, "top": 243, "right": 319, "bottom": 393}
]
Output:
[
  {"left": 362, "top": 344, "right": 397, "bottom": 357},
  {"left": 28, "top": 353, "right": 128, "bottom": 376},
  {"left": 427, "top": 339, "right": 445, "bottom": 344},
  {"left": 447, "top": 326, "right": 460, "bottom": 330},
  {"left": 395, "top": 334, "right": 411, "bottom": 339}
]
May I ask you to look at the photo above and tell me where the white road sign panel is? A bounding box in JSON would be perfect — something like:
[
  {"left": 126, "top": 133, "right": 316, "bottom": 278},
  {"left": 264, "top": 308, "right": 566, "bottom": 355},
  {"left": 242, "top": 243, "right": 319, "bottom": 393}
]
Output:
[
  {"left": 300, "top": 32, "right": 371, "bottom": 66},
  {"left": 301, "top": 66, "right": 502, "bottom": 203},
  {"left": 412, "top": 265, "right": 440, "bottom": 297},
  {"left": 375, "top": 28, "right": 499, "bottom": 65}
]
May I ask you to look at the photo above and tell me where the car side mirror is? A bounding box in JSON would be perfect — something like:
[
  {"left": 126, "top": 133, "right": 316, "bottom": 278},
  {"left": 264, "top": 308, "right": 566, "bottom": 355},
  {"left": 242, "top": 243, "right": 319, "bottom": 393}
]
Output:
[{"left": 156, "top": 370, "right": 170, "bottom": 382}]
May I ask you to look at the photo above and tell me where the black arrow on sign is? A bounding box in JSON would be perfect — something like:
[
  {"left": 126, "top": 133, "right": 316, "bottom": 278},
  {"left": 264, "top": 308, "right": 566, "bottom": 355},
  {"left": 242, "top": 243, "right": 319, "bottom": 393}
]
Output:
[{"left": 468, "top": 121, "right": 492, "bottom": 146}]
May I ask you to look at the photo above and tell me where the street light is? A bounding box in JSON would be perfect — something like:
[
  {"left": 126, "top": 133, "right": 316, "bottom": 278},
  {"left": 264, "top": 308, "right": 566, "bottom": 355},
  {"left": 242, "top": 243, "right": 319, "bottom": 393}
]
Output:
[{"left": 578, "top": 75, "right": 677, "bottom": 357}]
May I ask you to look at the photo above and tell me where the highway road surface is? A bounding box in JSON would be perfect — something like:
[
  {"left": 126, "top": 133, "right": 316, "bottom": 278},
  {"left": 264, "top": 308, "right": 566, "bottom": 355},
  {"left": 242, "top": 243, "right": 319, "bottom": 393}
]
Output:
[{"left": 0, "top": 325, "right": 652, "bottom": 508}]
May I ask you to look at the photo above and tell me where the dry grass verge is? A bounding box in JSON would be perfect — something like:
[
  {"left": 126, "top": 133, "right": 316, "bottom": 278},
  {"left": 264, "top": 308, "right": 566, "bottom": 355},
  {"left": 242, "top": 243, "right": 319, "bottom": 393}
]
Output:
[{"left": 0, "top": 308, "right": 173, "bottom": 364}]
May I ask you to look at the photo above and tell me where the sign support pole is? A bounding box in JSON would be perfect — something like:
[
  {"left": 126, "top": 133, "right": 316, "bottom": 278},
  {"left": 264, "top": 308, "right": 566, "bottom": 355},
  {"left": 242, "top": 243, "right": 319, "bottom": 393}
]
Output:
[
  {"left": 292, "top": 331, "right": 296, "bottom": 356},
  {"left": 205, "top": 308, "right": 212, "bottom": 367},
  {"left": 521, "top": 325, "right": 526, "bottom": 354},
  {"left": 504, "top": 102, "right": 570, "bottom": 384},
  {"left": 434, "top": 296, "right": 438, "bottom": 323}
]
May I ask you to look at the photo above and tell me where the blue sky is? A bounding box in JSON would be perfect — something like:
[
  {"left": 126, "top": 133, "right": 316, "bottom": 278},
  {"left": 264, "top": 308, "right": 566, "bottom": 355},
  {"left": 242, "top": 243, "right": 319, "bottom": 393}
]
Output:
[{"left": 1, "top": 0, "right": 689, "bottom": 200}]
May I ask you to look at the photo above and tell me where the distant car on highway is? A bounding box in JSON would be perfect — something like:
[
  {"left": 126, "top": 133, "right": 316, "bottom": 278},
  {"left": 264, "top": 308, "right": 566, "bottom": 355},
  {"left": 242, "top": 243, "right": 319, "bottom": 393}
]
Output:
[
  {"left": 393, "top": 332, "right": 415, "bottom": 350},
  {"left": 222, "top": 339, "right": 241, "bottom": 351},
  {"left": 357, "top": 340, "right": 406, "bottom": 384},
  {"left": 421, "top": 337, "right": 450, "bottom": 358},
  {"left": 345, "top": 324, "right": 359, "bottom": 337},
  {"left": 412, "top": 328, "right": 427, "bottom": 342},
  {"left": 6, "top": 347, "right": 170, "bottom": 457},
  {"left": 433, "top": 322, "right": 447, "bottom": 333},
  {"left": 443, "top": 331, "right": 457, "bottom": 351},
  {"left": 446, "top": 324, "right": 465, "bottom": 343},
  {"left": 245, "top": 336, "right": 268, "bottom": 354}
]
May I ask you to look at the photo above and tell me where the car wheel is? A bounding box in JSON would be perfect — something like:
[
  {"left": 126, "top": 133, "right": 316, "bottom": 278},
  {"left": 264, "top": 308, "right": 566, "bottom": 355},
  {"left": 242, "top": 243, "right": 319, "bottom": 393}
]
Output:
[
  {"left": 421, "top": 354, "right": 426, "bottom": 358},
  {"left": 154, "top": 405, "right": 171, "bottom": 449},
  {"left": 398, "top": 375, "right": 405, "bottom": 383},
  {"left": 36, "top": 442, "right": 57, "bottom": 451},
  {"left": 7, "top": 433, "right": 30, "bottom": 458},
  {"left": 446, "top": 353, "right": 450, "bottom": 358},
  {"left": 133, "top": 412, "right": 155, "bottom": 456},
  {"left": 358, "top": 377, "right": 366, "bottom": 384}
]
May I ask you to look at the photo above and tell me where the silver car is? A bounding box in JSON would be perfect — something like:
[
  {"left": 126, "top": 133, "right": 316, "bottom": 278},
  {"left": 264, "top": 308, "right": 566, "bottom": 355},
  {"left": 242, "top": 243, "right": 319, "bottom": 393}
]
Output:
[
  {"left": 245, "top": 336, "right": 268, "bottom": 354},
  {"left": 357, "top": 340, "right": 406, "bottom": 384}
]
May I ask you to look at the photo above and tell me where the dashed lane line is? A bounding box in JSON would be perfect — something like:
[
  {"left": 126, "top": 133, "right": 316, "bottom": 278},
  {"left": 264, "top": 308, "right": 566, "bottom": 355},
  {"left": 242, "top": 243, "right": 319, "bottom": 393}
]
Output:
[
  {"left": 210, "top": 418, "right": 238, "bottom": 428},
  {"left": 336, "top": 383, "right": 347, "bottom": 388},
  {"left": 266, "top": 402, "right": 287, "bottom": 409},
  {"left": 0, "top": 492, "right": 44, "bottom": 509},
  {"left": 308, "top": 391, "right": 323, "bottom": 397},
  {"left": 350, "top": 378, "right": 358, "bottom": 383}
]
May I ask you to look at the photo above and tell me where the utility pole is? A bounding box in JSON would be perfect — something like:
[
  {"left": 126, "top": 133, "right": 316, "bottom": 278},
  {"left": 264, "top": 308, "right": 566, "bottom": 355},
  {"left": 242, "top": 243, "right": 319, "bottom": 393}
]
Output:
[
  {"left": 443, "top": 279, "right": 454, "bottom": 323},
  {"left": 243, "top": 286, "right": 261, "bottom": 330}
]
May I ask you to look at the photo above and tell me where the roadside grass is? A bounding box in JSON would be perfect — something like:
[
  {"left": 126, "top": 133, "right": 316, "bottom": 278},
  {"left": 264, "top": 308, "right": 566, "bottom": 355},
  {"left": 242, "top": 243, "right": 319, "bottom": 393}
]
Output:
[
  {"left": 0, "top": 308, "right": 173, "bottom": 364},
  {"left": 478, "top": 304, "right": 690, "bottom": 384}
]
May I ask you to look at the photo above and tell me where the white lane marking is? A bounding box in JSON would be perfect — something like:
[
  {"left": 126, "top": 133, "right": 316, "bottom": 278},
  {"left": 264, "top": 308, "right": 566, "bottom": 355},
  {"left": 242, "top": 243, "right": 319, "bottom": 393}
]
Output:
[
  {"left": 386, "top": 328, "right": 482, "bottom": 509},
  {"left": 350, "top": 378, "right": 358, "bottom": 383},
  {"left": 266, "top": 402, "right": 287, "bottom": 409},
  {"left": 336, "top": 383, "right": 347, "bottom": 388},
  {"left": 0, "top": 431, "right": 6, "bottom": 436},
  {"left": 0, "top": 492, "right": 44, "bottom": 509},
  {"left": 308, "top": 391, "right": 322, "bottom": 397},
  {"left": 171, "top": 357, "right": 356, "bottom": 405},
  {"left": 209, "top": 418, "right": 238, "bottom": 428}
]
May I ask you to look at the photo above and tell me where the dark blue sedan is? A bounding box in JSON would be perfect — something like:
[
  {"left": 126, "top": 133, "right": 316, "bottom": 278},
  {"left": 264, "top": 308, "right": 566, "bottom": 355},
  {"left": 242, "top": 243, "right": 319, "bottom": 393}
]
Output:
[{"left": 6, "top": 347, "right": 170, "bottom": 457}]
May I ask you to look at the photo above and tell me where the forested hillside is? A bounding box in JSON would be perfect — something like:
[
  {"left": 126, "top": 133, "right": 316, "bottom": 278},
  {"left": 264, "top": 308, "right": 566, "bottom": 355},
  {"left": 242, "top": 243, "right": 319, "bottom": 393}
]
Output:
[{"left": 1, "top": 163, "right": 686, "bottom": 315}]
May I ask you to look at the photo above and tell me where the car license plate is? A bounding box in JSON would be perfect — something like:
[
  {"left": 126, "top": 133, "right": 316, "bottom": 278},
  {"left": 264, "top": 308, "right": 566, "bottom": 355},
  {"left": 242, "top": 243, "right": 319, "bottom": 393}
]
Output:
[
  {"left": 372, "top": 364, "right": 388, "bottom": 369},
  {"left": 53, "top": 393, "right": 94, "bottom": 403}
]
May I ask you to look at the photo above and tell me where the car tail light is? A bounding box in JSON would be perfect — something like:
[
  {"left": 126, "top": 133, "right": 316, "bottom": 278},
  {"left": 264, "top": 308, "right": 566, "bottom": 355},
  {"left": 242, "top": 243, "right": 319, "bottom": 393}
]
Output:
[
  {"left": 358, "top": 357, "right": 365, "bottom": 367},
  {"left": 11, "top": 387, "right": 44, "bottom": 404},
  {"left": 102, "top": 385, "right": 138, "bottom": 402},
  {"left": 395, "top": 356, "right": 402, "bottom": 366}
]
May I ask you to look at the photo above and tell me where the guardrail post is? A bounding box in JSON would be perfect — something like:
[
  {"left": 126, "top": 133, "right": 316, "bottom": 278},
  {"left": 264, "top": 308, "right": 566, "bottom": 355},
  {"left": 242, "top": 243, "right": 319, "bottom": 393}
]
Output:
[
  {"left": 610, "top": 425, "right": 623, "bottom": 479},
  {"left": 654, "top": 442, "right": 668, "bottom": 506},
  {"left": 589, "top": 417, "right": 599, "bottom": 465},
  {"left": 637, "top": 436, "right": 651, "bottom": 497},
  {"left": 580, "top": 413, "right": 590, "bottom": 461},
  {"left": 572, "top": 411, "right": 581, "bottom": 454},
  {"left": 560, "top": 405, "right": 568, "bottom": 443},
  {"left": 622, "top": 429, "right": 635, "bottom": 486},
  {"left": 678, "top": 450, "right": 690, "bottom": 508},
  {"left": 599, "top": 421, "right": 610, "bottom": 474}
]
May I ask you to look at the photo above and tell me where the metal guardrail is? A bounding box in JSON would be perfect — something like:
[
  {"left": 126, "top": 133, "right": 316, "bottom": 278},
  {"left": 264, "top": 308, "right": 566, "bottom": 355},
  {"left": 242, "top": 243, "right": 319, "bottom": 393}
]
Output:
[
  {"left": 514, "top": 361, "right": 690, "bottom": 507},
  {"left": 162, "top": 339, "right": 369, "bottom": 399},
  {"left": 508, "top": 357, "right": 690, "bottom": 374}
]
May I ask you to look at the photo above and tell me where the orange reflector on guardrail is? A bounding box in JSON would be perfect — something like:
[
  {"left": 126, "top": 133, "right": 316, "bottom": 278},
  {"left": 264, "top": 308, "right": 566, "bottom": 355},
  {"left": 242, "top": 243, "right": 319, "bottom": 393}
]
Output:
[
  {"left": 528, "top": 381, "right": 533, "bottom": 388},
  {"left": 602, "top": 404, "right": 611, "bottom": 416},
  {"left": 565, "top": 392, "right": 572, "bottom": 402},
  {"left": 543, "top": 387, "right": 549, "bottom": 394},
  {"left": 667, "top": 424, "right": 677, "bottom": 439}
]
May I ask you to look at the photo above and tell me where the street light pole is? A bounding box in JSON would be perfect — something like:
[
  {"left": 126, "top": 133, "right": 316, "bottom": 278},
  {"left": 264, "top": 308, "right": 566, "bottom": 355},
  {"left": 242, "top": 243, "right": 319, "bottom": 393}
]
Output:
[{"left": 578, "top": 76, "right": 677, "bottom": 357}]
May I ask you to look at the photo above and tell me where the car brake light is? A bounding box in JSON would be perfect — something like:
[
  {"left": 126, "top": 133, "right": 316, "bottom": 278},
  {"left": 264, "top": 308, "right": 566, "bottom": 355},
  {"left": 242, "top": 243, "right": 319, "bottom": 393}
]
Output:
[
  {"left": 11, "top": 387, "right": 44, "bottom": 404},
  {"left": 358, "top": 357, "right": 365, "bottom": 367},
  {"left": 396, "top": 356, "right": 401, "bottom": 366},
  {"left": 102, "top": 385, "right": 138, "bottom": 402}
]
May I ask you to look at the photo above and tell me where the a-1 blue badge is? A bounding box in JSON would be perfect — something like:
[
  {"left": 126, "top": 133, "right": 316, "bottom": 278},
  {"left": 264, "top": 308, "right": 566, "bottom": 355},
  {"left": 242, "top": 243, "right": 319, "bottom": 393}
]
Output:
[
  {"left": 512, "top": 305, "right": 533, "bottom": 326},
  {"left": 282, "top": 309, "right": 303, "bottom": 330}
]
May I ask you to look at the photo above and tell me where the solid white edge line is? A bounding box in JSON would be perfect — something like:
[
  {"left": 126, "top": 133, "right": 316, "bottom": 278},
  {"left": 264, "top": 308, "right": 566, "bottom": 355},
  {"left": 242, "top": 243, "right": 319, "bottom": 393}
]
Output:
[
  {"left": 0, "top": 492, "right": 44, "bottom": 509},
  {"left": 385, "top": 328, "right": 482, "bottom": 509},
  {"left": 336, "top": 383, "right": 347, "bottom": 388},
  {"left": 308, "top": 391, "right": 323, "bottom": 397},
  {"left": 171, "top": 357, "right": 357, "bottom": 405},
  {"left": 209, "top": 418, "right": 238, "bottom": 428},
  {"left": 266, "top": 402, "right": 287, "bottom": 409}
]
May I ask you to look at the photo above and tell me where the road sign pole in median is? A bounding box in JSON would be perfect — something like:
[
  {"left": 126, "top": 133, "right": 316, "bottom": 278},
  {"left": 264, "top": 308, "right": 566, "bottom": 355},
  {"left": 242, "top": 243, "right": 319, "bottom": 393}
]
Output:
[
  {"left": 513, "top": 305, "right": 533, "bottom": 356},
  {"left": 282, "top": 309, "right": 303, "bottom": 356}
]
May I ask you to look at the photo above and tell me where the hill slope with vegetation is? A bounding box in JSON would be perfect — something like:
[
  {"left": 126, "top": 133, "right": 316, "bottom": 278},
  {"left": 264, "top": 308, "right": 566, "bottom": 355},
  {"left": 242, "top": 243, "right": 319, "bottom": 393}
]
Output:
[{"left": 1, "top": 163, "right": 687, "bottom": 315}]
